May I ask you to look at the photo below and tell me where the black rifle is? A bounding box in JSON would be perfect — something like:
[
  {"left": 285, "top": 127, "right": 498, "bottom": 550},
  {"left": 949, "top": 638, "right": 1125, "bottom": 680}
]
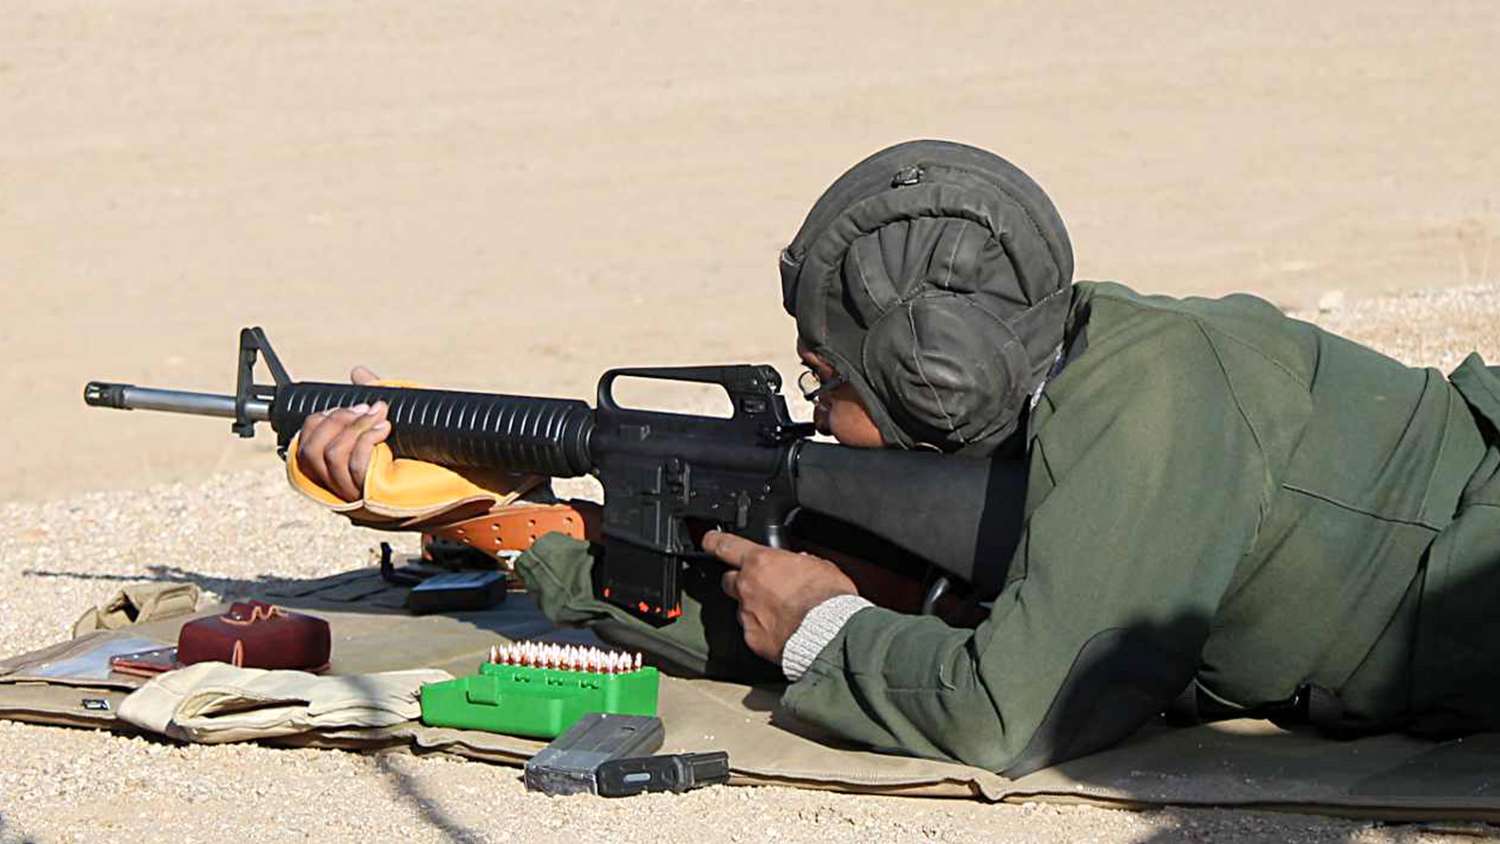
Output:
[{"left": 85, "top": 328, "right": 1024, "bottom": 620}]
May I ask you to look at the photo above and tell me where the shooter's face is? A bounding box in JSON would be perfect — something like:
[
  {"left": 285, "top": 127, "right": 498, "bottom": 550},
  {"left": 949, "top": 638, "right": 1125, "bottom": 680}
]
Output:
[{"left": 797, "top": 340, "right": 885, "bottom": 449}]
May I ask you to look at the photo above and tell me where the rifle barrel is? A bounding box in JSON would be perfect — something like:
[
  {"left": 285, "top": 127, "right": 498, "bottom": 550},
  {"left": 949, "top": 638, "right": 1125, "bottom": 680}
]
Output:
[{"left": 84, "top": 381, "right": 271, "bottom": 421}]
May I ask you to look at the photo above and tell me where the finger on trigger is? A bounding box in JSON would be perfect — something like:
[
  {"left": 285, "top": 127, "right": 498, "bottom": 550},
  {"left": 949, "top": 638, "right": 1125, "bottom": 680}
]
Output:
[
  {"left": 702, "top": 530, "right": 723, "bottom": 554},
  {"left": 704, "top": 531, "right": 753, "bottom": 568}
]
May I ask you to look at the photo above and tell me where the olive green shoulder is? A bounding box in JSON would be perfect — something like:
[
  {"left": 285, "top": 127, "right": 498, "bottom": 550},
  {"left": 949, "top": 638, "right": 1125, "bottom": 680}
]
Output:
[{"left": 1069, "top": 281, "right": 1319, "bottom": 392}]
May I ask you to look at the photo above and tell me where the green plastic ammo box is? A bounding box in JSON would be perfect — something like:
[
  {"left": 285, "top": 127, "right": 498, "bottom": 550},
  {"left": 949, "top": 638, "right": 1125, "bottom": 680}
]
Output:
[{"left": 420, "top": 660, "right": 660, "bottom": 739}]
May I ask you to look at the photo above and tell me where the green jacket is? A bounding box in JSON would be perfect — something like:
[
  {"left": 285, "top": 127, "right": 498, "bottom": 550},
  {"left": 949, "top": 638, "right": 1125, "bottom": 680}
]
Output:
[{"left": 781, "top": 282, "right": 1500, "bottom": 773}]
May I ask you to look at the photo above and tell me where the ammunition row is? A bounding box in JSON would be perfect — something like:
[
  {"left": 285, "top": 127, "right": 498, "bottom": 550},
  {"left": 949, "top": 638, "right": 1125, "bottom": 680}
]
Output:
[{"left": 489, "top": 641, "right": 644, "bottom": 674}]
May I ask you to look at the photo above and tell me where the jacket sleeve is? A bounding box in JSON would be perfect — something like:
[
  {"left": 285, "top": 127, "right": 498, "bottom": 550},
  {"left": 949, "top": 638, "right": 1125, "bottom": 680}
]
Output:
[{"left": 780, "top": 331, "right": 1270, "bottom": 774}]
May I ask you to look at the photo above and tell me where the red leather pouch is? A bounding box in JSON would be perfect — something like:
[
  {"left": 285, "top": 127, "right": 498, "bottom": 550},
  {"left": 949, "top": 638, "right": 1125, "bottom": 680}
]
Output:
[{"left": 177, "top": 601, "right": 331, "bottom": 672}]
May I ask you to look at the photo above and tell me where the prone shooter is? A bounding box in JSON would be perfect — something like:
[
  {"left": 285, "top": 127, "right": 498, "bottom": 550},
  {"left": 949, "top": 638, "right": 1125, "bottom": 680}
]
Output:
[{"left": 88, "top": 140, "right": 1500, "bottom": 775}]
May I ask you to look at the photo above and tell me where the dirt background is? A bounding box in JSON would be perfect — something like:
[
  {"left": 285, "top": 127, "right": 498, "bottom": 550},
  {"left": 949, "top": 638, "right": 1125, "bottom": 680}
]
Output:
[
  {"left": 1, "top": 1, "right": 1498, "bottom": 841},
  {"left": 3, "top": 0, "right": 1498, "bottom": 503}
]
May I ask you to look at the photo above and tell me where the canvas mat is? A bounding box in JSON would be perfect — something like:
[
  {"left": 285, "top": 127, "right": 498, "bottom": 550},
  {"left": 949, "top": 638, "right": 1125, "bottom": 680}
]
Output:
[{"left": 3, "top": 567, "right": 1500, "bottom": 821}]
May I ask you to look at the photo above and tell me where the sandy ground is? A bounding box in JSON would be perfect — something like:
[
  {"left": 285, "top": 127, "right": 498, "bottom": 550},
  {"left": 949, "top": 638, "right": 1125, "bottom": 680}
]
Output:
[
  {"left": 3, "top": 1, "right": 1499, "bottom": 841},
  {"left": 2, "top": 0, "right": 1499, "bottom": 503},
  {"left": 0, "top": 287, "right": 1493, "bottom": 842}
]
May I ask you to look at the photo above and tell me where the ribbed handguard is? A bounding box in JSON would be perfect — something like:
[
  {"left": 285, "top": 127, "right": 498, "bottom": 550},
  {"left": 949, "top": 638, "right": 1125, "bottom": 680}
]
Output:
[{"left": 270, "top": 382, "right": 595, "bottom": 478}]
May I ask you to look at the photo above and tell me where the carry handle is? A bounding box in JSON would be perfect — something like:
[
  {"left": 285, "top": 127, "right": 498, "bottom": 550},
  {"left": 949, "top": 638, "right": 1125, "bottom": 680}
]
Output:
[{"left": 596, "top": 365, "right": 784, "bottom": 421}]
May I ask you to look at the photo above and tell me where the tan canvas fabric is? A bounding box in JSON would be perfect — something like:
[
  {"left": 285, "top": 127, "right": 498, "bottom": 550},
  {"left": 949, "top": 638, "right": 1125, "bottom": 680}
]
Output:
[
  {"left": 117, "top": 662, "right": 450, "bottom": 743},
  {"left": 5, "top": 567, "right": 1500, "bottom": 820},
  {"left": 70, "top": 582, "right": 200, "bottom": 638}
]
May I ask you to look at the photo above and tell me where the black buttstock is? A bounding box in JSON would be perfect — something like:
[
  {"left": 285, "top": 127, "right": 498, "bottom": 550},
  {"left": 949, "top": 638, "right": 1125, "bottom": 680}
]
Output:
[
  {"left": 271, "top": 382, "right": 596, "bottom": 478},
  {"left": 794, "top": 442, "right": 1027, "bottom": 598}
]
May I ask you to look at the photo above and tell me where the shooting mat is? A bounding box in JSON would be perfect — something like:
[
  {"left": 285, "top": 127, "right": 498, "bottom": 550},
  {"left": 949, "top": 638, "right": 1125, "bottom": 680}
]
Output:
[{"left": 3, "top": 567, "right": 1499, "bottom": 822}]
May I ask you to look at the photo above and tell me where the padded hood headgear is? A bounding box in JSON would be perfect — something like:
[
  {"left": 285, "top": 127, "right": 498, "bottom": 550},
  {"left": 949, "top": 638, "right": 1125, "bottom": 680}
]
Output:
[{"left": 780, "top": 140, "right": 1074, "bottom": 455}]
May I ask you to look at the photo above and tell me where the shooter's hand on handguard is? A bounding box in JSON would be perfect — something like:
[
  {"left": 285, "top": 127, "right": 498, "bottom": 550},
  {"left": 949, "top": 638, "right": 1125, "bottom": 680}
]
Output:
[
  {"left": 285, "top": 366, "right": 547, "bottom": 528},
  {"left": 295, "top": 366, "right": 389, "bottom": 501}
]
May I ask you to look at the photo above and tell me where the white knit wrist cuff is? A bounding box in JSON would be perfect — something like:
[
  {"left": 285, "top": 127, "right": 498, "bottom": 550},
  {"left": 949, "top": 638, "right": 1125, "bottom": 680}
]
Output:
[{"left": 781, "top": 594, "right": 874, "bottom": 682}]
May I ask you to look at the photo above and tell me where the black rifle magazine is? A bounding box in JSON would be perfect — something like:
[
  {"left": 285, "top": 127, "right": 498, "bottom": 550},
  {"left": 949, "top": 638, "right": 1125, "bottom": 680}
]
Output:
[
  {"left": 405, "top": 570, "right": 507, "bottom": 614},
  {"left": 595, "top": 751, "right": 730, "bottom": 797},
  {"left": 523, "top": 713, "right": 665, "bottom": 796}
]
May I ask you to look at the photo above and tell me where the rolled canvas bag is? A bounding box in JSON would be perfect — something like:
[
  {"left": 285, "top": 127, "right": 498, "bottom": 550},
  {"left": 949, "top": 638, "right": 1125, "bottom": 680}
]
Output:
[
  {"left": 177, "top": 600, "right": 331, "bottom": 672},
  {"left": 71, "top": 582, "right": 201, "bottom": 638}
]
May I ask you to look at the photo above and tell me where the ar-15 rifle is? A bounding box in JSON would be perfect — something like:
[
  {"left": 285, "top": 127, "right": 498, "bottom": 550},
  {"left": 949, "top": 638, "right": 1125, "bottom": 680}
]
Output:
[{"left": 85, "top": 328, "right": 1024, "bottom": 621}]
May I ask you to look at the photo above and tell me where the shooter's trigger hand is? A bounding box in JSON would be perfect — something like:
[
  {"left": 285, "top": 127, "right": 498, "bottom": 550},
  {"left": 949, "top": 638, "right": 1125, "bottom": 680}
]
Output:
[
  {"left": 705, "top": 530, "right": 857, "bottom": 663},
  {"left": 295, "top": 365, "right": 389, "bottom": 502}
]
